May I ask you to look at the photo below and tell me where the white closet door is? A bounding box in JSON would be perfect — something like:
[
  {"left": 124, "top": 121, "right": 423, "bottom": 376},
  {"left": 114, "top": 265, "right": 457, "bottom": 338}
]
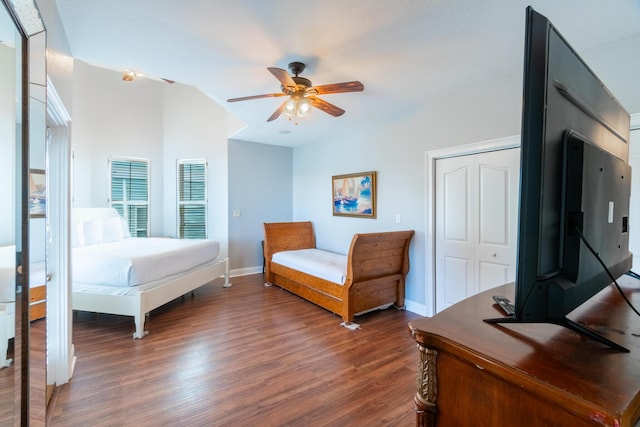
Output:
[
  {"left": 435, "top": 156, "right": 474, "bottom": 310},
  {"left": 435, "top": 148, "right": 520, "bottom": 313}
]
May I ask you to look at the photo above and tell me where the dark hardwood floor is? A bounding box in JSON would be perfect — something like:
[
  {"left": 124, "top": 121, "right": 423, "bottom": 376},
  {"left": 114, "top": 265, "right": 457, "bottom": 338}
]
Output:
[{"left": 47, "top": 273, "right": 424, "bottom": 426}]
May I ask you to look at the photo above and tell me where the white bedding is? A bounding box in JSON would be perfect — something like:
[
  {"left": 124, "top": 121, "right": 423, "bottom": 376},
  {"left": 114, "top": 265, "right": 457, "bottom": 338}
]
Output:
[
  {"left": 272, "top": 248, "right": 347, "bottom": 285},
  {"left": 73, "top": 238, "right": 220, "bottom": 287}
]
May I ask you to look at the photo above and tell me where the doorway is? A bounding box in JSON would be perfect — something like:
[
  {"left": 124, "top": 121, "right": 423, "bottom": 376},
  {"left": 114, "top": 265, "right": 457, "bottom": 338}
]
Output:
[
  {"left": 434, "top": 147, "right": 519, "bottom": 312},
  {"left": 425, "top": 136, "right": 520, "bottom": 316}
]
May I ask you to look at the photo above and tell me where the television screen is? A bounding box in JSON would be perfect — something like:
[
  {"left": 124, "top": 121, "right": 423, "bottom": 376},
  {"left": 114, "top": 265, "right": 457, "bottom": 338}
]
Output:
[{"left": 485, "top": 6, "right": 632, "bottom": 352}]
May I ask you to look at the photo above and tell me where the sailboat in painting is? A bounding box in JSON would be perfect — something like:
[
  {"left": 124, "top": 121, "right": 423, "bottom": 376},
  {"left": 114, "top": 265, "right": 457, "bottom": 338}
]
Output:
[{"left": 333, "top": 174, "right": 373, "bottom": 215}]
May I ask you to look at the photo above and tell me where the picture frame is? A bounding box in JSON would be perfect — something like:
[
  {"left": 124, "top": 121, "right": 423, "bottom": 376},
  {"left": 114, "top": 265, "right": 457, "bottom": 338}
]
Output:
[
  {"left": 29, "top": 168, "right": 46, "bottom": 218},
  {"left": 332, "top": 171, "right": 376, "bottom": 218}
]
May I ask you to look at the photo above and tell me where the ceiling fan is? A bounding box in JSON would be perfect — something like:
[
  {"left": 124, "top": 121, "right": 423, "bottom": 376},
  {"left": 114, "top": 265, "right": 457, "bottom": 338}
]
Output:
[{"left": 226, "top": 62, "right": 364, "bottom": 122}]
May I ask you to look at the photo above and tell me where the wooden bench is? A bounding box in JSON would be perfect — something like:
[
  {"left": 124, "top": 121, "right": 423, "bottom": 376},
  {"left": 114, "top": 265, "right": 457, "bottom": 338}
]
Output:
[{"left": 263, "top": 221, "right": 414, "bottom": 325}]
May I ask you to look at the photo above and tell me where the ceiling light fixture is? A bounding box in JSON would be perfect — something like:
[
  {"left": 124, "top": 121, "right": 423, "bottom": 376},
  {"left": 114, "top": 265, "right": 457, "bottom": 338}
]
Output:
[
  {"left": 283, "top": 93, "right": 311, "bottom": 124},
  {"left": 122, "top": 69, "right": 143, "bottom": 82}
]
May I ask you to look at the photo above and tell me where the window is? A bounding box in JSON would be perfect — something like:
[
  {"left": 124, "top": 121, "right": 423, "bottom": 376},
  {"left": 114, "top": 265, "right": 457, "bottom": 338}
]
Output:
[
  {"left": 109, "top": 157, "right": 150, "bottom": 237},
  {"left": 177, "top": 159, "right": 207, "bottom": 239}
]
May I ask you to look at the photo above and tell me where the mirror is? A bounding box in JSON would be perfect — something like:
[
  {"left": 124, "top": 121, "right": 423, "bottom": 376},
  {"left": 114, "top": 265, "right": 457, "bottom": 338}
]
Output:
[
  {"left": 0, "top": 3, "right": 22, "bottom": 425},
  {"left": 0, "top": 0, "right": 46, "bottom": 424}
]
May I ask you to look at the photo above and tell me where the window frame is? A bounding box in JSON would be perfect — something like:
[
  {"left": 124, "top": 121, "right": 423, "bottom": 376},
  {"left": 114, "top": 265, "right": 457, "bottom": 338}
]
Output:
[
  {"left": 108, "top": 156, "right": 151, "bottom": 237},
  {"left": 176, "top": 158, "right": 208, "bottom": 239}
]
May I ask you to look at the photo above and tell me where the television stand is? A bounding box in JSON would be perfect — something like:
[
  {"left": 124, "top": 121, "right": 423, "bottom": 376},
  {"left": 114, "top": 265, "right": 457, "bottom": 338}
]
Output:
[
  {"left": 483, "top": 315, "right": 629, "bottom": 352},
  {"left": 408, "top": 280, "right": 640, "bottom": 427}
]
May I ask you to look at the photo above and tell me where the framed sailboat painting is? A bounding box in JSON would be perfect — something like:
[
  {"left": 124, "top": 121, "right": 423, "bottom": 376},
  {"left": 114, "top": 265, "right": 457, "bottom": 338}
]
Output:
[
  {"left": 29, "top": 169, "right": 46, "bottom": 218},
  {"left": 332, "top": 171, "right": 376, "bottom": 218}
]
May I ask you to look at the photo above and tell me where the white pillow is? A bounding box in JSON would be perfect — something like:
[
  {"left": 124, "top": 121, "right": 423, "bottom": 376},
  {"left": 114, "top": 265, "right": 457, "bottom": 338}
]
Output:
[
  {"left": 83, "top": 219, "right": 103, "bottom": 245},
  {"left": 101, "top": 216, "right": 124, "bottom": 243},
  {"left": 71, "top": 219, "right": 85, "bottom": 247},
  {"left": 120, "top": 217, "right": 131, "bottom": 239}
]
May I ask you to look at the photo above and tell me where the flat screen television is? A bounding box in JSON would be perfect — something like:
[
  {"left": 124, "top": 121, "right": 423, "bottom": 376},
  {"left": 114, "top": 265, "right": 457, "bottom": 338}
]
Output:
[{"left": 485, "top": 6, "right": 632, "bottom": 352}]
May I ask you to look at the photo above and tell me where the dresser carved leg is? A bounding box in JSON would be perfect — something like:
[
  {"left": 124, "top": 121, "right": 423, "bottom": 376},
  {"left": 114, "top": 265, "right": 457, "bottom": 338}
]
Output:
[{"left": 415, "top": 344, "right": 437, "bottom": 427}]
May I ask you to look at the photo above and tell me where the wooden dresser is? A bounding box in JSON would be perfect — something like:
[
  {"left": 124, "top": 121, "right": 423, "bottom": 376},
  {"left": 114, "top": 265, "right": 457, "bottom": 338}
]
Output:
[{"left": 408, "top": 277, "right": 640, "bottom": 427}]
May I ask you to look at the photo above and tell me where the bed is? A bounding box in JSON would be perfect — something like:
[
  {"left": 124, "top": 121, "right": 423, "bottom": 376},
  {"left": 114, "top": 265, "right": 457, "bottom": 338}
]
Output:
[
  {"left": 0, "top": 248, "right": 14, "bottom": 368},
  {"left": 72, "top": 208, "right": 230, "bottom": 338},
  {"left": 263, "top": 221, "right": 414, "bottom": 327},
  {"left": 0, "top": 246, "right": 46, "bottom": 367}
]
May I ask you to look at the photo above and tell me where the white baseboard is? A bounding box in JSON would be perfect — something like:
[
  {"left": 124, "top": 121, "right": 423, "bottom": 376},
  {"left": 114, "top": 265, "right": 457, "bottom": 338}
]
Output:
[
  {"left": 404, "top": 300, "right": 429, "bottom": 317},
  {"left": 230, "top": 266, "right": 263, "bottom": 277}
]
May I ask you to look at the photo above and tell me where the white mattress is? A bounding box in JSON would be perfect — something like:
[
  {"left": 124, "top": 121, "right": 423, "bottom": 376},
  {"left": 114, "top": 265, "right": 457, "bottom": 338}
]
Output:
[
  {"left": 272, "top": 248, "right": 347, "bottom": 285},
  {"left": 73, "top": 258, "right": 223, "bottom": 296},
  {"left": 73, "top": 238, "right": 220, "bottom": 287}
]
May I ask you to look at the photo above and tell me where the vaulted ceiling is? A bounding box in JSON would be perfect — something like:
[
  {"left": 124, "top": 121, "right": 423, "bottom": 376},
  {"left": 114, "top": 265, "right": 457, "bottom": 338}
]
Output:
[{"left": 53, "top": 0, "right": 640, "bottom": 146}]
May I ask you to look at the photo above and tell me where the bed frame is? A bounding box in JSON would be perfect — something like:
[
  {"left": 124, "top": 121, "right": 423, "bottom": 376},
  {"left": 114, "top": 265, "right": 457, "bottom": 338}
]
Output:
[
  {"left": 73, "top": 258, "right": 230, "bottom": 339},
  {"left": 263, "top": 221, "right": 414, "bottom": 325},
  {"left": 71, "top": 208, "right": 230, "bottom": 339}
]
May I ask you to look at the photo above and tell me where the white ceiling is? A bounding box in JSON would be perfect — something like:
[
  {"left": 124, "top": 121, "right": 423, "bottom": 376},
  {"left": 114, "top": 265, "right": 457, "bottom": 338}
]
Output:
[{"left": 52, "top": 0, "right": 640, "bottom": 147}]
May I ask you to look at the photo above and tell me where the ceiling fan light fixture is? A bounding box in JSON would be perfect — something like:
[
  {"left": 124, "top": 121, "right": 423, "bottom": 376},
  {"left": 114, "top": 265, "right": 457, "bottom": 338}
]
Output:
[
  {"left": 284, "top": 96, "right": 311, "bottom": 124},
  {"left": 284, "top": 98, "right": 297, "bottom": 114},
  {"left": 297, "top": 98, "right": 311, "bottom": 115}
]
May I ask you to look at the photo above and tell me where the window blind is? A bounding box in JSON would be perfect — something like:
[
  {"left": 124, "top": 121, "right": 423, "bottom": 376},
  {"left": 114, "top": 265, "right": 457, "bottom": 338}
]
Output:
[
  {"left": 177, "top": 160, "right": 207, "bottom": 239},
  {"left": 109, "top": 158, "right": 149, "bottom": 237}
]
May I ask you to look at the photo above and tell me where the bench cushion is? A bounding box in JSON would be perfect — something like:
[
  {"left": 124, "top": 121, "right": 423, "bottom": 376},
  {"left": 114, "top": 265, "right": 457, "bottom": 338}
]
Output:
[{"left": 271, "top": 249, "right": 347, "bottom": 285}]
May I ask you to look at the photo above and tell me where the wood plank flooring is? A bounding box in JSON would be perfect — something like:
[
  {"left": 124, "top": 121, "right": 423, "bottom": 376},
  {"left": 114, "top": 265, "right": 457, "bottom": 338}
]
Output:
[
  {"left": 0, "top": 311, "right": 47, "bottom": 425},
  {"left": 47, "top": 274, "right": 424, "bottom": 426}
]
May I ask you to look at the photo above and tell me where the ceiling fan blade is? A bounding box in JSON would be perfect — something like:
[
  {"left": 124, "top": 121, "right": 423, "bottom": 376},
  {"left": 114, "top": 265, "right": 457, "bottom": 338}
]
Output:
[
  {"left": 267, "top": 67, "right": 296, "bottom": 89},
  {"left": 308, "top": 81, "right": 364, "bottom": 95},
  {"left": 227, "top": 93, "right": 286, "bottom": 103},
  {"left": 308, "top": 96, "right": 345, "bottom": 117},
  {"left": 267, "top": 100, "right": 288, "bottom": 122}
]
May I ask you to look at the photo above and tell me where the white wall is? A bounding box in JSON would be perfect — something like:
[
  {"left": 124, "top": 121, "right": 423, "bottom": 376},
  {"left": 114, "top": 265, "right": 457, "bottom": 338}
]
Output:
[
  {"left": 161, "top": 83, "right": 229, "bottom": 256},
  {"left": 582, "top": 33, "right": 640, "bottom": 115},
  {"left": 71, "top": 60, "right": 164, "bottom": 218},
  {"left": 228, "top": 139, "right": 293, "bottom": 272},
  {"left": 71, "top": 61, "right": 230, "bottom": 256}
]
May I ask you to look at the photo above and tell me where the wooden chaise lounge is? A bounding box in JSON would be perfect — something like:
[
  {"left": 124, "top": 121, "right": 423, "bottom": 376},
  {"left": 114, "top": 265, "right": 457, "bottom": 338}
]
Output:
[{"left": 263, "top": 221, "right": 414, "bottom": 325}]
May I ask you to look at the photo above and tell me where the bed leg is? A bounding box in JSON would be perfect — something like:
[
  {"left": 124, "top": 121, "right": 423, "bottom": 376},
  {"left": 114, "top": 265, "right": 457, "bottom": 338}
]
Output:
[
  {"left": 0, "top": 311, "right": 11, "bottom": 368},
  {"left": 132, "top": 314, "right": 149, "bottom": 339},
  {"left": 340, "top": 321, "right": 360, "bottom": 330},
  {"left": 222, "top": 258, "right": 232, "bottom": 288}
]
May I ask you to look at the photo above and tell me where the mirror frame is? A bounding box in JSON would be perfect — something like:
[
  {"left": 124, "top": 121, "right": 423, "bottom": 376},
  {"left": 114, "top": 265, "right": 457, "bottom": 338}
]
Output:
[{"left": 1, "top": 0, "right": 46, "bottom": 424}]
